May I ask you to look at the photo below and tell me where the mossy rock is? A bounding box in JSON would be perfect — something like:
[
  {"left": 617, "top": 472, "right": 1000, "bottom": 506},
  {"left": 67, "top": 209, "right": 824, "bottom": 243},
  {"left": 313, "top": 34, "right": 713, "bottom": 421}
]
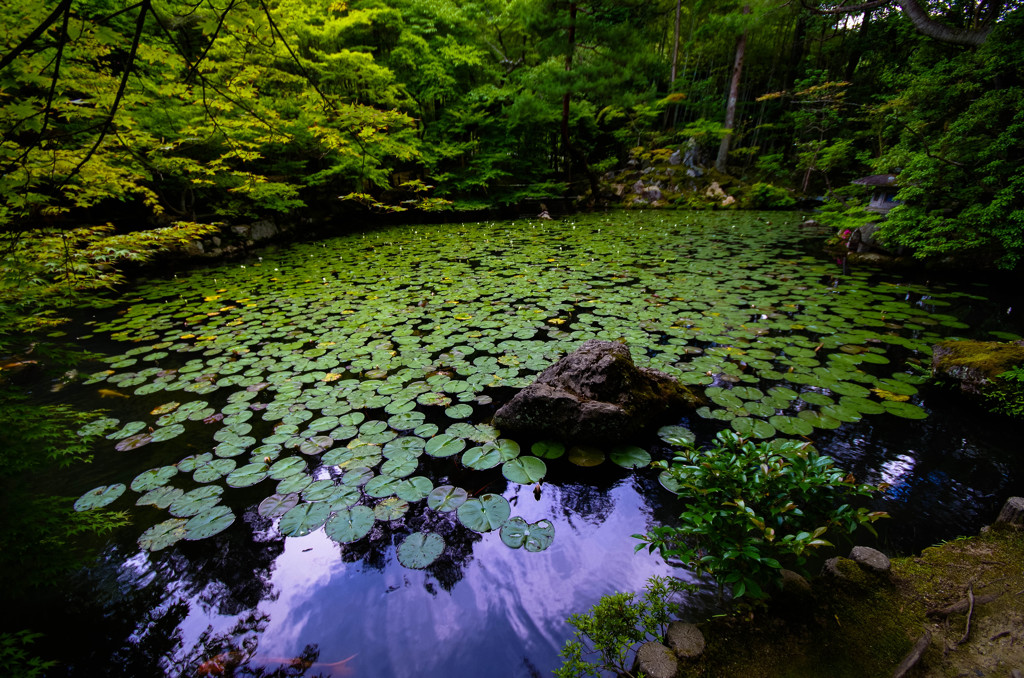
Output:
[{"left": 932, "top": 340, "right": 1024, "bottom": 417}]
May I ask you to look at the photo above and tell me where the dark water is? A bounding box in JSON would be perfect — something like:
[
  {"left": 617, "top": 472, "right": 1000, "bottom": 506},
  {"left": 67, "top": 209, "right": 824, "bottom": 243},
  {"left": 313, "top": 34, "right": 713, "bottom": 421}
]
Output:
[{"left": 8, "top": 212, "right": 1024, "bottom": 677}]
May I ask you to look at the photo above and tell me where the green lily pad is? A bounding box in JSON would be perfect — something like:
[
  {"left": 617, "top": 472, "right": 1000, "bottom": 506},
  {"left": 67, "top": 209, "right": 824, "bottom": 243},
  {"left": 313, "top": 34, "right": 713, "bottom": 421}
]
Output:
[
  {"left": 609, "top": 446, "right": 651, "bottom": 469},
  {"left": 136, "top": 486, "right": 184, "bottom": 509},
  {"left": 397, "top": 532, "right": 445, "bottom": 569},
  {"left": 115, "top": 433, "right": 153, "bottom": 452},
  {"left": 657, "top": 425, "right": 695, "bottom": 446},
  {"left": 374, "top": 497, "right": 410, "bottom": 521},
  {"left": 107, "top": 421, "right": 147, "bottom": 440},
  {"left": 269, "top": 456, "right": 306, "bottom": 480},
  {"left": 427, "top": 485, "right": 469, "bottom": 512},
  {"left": 184, "top": 505, "right": 235, "bottom": 540},
  {"left": 768, "top": 415, "right": 815, "bottom": 436},
  {"left": 258, "top": 492, "right": 301, "bottom": 518},
  {"left": 424, "top": 434, "right": 466, "bottom": 458},
  {"left": 299, "top": 436, "right": 334, "bottom": 455},
  {"left": 462, "top": 445, "right": 502, "bottom": 470},
  {"left": 74, "top": 483, "right": 126, "bottom": 511},
  {"left": 194, "top": 458, "right": 236, "bottom": 483},
  {"left": 499, "top": 517, "right": 555, "bottom": 552},
  {"left": 225, "top": 462, "right": 269, "bottom": 488},
  {"left": 445, "top": 404, "right": 473, "bottom": 419},
  {"left": 341, "top": 466, "right": 374, "bottom": 487},
  {"left": 277, "top": 473, "right": 313, "bottom": 495},
  {"left": 502, "top": 457, "right": 547, "bottom": 484},
  {"left": 882, "top": 400, "right": 929, "bottom": 419},
  {"left": 138, "top": 518, "right": 187, "bottom": 552},
  {"left": 568, "top": 446, "right": 605, "bottom": 467},
  {"left": 530, "top": 440, "right": 565, "bottom": 459},
  {"left": 325, "top": 506, "right": 375, "bottom": 543},
  {"left": 279, "top": 502, "right": 331, "bottom": 537},
  {"left": 730, "top": 417, "right": 777, "bottom": 439},
  {"left": 130, "top": 466, "right": 178, "bottom": 493},
  {"left": 380, "top": 455, "right": 418, "bottom": 478},
  {"left": 395, "top": 476, "right": 433, "bottom": 502},
  {"left": 150, "top": 423, "right": 186, "bottom": 442},
  {"left": 177, "top": 453, "right": 213, "bottom": 472},
  {"left": 457, "top": 494, "right": 511, "bottom": 532},
  {"left": 365, "top": 474, "right": 402, "bottom": 498},
  {"left": 302, "top": 479, "right": 339, "bottom": 502}
]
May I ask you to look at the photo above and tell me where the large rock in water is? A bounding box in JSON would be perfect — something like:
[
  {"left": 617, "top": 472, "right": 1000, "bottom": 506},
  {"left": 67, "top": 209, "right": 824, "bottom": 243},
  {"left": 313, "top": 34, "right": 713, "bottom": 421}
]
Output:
[
  {"left": 492, "top": 340, "right": 703, "bottom": 444},
  {"left": 931, "top": 339, "right": 1024, "bottom": 407}
]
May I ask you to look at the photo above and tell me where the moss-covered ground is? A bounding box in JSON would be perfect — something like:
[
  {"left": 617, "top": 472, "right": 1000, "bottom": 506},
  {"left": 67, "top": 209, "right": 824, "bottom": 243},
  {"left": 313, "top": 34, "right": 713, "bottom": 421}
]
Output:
[{"left": 681, "top": 527, "right": 1024, "bottom": 677}]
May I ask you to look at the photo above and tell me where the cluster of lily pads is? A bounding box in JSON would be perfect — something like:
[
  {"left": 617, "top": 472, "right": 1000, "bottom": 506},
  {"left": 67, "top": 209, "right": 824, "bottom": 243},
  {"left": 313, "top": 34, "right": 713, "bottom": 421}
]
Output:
[{"left": 70, "top": 212, "right": 1002, "bottom": 567}]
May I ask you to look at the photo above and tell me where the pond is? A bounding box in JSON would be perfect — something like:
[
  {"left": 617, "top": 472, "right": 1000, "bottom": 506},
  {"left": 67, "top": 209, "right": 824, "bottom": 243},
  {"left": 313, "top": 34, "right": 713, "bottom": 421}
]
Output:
[{"left": 18, "top": 211, "right": 1024, "bottom": 677}]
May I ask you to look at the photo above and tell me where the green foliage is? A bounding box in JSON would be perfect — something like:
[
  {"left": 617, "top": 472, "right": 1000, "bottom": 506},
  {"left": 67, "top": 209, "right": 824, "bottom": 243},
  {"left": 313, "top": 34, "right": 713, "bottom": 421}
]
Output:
[
  {"left": 0, "top": 393, "right": 130, "bottom": 590},
  {"left": 635, "top": 431, "right": 886, "bottom": 600},
  {"left": 554, "top": 576, "right": 695, "bottom": 678},
  {"left": 983, "top": 366, "right": 1024, "bottom": 418},
  {"left": 0, "top": 631, "right": 56, "bottom": 678},
  {"left": 746, "top": 182, "right": 796, "bottom": 209}
]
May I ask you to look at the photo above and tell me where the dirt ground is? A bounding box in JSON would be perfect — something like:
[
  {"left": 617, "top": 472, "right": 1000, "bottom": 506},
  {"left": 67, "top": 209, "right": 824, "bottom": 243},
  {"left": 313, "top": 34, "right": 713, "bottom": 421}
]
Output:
[{"left": 680, "top": 527, "right": 1024, "bottom": 678}]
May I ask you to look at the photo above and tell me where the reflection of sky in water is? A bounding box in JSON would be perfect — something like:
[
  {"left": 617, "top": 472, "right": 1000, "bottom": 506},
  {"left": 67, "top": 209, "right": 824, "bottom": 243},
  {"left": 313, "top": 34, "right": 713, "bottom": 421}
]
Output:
[{"left": 233, "top": 478, "right": 688, "bottom": 677}]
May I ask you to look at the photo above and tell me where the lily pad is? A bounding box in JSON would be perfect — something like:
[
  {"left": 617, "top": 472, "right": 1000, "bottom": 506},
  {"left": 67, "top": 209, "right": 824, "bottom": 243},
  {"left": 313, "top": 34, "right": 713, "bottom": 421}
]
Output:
[
  {"left": 258, "top": 492, "right": 301, "bottom": 518},
  {"left": 657, "top": 425, "right": 695, "bottom": 446},
  {"left": 427, "top": 485, "right": 469, "bottom": 513},
  {"left": 609, "top": 446, "right": 651, "bottom": 469},
  {"left": 501, "top": 456, "right": 547, "bottom": 484},
  {"left": 530, "top": 440, "right": 565, "bottom": 459},
  {"left": 277, "top": 473, "right": 313, "bottom": 495},
  {"left": 74, "top": 483, "right": 126, "bottom": 511},
  {"left": 424, "top": 434, "right": 466, "bottom": 458},
  {"left": 325, "top": 506, "right": 375, "bottom": 543},
  {"left": 136, "top": 486, "right": 184, "bottom": 509},
  {"left": 184, "top": 505, "right": 235, "bottom": 540},
  {"left": 395, "top": 476, "right": 433, "bottom": 502},
  {"left": 279, "top": 502, "right": 331, "bottom": 537},
  {"left": 138, "top": 518, "right": 187, "bottom": 551},
  {"left": 456, "top": 494, "right": 511, "bottom": 532},
  {"left": 225, "top": 462, "right": 269, "bottom": 488},
  {"left": 397, "top": 532, "right": 445, "bottom": 569},
  {"left": 462, "top": 445, "right": 502, "bottom": 470},
  {"left": 115, "top": 433, "right": 153, "bottom": 452},
  {"left": 194, "top": 458, "right": 236, "bottom": 483},
  {"left": 373, "top": 497, "right": 410, "bottom": 521},
  {"left": 130, "top": 466, "right": 178, "bottom": 493},
  {"left": 499, "top": 517, "right": 555, "bottom": 552},
  {"left": 177, "top": 452, "right": 213, "bottom": 472}
]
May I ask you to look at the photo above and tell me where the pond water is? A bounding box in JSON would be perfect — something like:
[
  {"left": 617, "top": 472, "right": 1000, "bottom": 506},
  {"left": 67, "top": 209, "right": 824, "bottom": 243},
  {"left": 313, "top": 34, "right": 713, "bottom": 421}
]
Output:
[{"left": 17, "top": 211, "right": 1024, "bottom": 677}]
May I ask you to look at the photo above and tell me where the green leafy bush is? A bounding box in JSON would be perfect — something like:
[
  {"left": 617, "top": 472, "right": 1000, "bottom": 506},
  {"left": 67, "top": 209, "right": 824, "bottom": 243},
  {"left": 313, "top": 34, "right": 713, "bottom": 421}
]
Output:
[
  {"left": 555, "top": 576, "right": 694, "bottom": 678},
  {"left": 983, "top": 366, "right": 1024, "bottom": 418},
  {"left": 746, "top": 182, "right": 797, "bottom": 209},
  {"left": 635, "top": 431, "right": 886, "bottom": 599}
]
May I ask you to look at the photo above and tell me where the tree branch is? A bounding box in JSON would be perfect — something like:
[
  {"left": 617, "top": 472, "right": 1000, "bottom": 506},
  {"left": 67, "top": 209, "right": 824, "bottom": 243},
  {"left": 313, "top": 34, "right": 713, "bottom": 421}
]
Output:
[
  {"left": 0, "top": 0, "right": 73, "bottom": 72},
  {"left": 898, "top": 0, "right": 992, "bottom": 46}
]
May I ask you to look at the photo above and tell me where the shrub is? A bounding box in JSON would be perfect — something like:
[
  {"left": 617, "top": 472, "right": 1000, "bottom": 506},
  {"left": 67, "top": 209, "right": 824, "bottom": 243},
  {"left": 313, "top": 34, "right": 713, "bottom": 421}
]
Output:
[
  {"left": 747, "top": 182, "right": 797, "bottom": 209},
  {"left": 634, "top": 431, "right": 886, "bottom": 599}
]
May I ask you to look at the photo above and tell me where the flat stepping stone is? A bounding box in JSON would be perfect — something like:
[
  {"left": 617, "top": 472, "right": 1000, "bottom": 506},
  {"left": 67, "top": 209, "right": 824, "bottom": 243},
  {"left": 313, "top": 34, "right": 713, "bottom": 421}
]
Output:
[
  {"left": 634, "top": 641, "right": 677, "bottom": 678},
  {"left": 666, "top": 621, "right": 705, "bottom": 659}
]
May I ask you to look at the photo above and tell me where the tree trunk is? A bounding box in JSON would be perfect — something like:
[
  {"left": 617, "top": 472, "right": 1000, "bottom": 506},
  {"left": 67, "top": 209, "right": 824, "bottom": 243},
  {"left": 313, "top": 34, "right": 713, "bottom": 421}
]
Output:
[
  {"left": 561, "top": 1, "right": 578, "bottom": 187},
  {"left": 663, "top": 0, "right": 682, "bottom": 128},
  {"left": 715, "top": 5, "right": 749, "bottom": 174},
  {"left": 898, "top": 0, "right": 991, "bottom": 47}
]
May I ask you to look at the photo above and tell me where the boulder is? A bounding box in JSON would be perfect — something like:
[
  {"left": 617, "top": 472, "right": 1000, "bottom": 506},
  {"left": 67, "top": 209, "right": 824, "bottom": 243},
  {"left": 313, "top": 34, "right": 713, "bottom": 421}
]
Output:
[
  {"left": 492, "top": 340, "right": 703, "bottom": 444},
  {"left": 931, "top": 340, "right": 1024, "bottom": 398},
  {"left": 633, "top": 642, "right": 678, "bottom": 678},
  {"left": 849, "top": 546, "right": 891, "bottom": 575},
  {"left": 666, "top": 622, "right": 705, "bottom": 659},
  {"left": 995, "top": 496, "right": 1024, "bottom": 528}
]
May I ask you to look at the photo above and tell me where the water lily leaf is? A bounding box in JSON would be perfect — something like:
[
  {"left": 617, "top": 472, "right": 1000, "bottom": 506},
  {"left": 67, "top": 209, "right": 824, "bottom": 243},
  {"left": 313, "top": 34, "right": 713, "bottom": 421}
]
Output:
[
  {"left": 424, "top": 434, "right": 466, "bottom": 458},
  {"left": 530, "top": 440, "right": 565, "bottom": 459},
  {"left": 882, "top": 400, "right": 928, "bottom": 419},
  {"left": 397, "top": 532, "right": 445, "bottom": 569},
  {"left": 149, "top": 423, "right": 185, "bottom": 443},
  {"left": 427, "top": 485, "right": 468, "bottom": 513},
  {"left": 325, "top": 506, "right": 375, "bottom": 543},
  {"left": 177, "top": 452, "right": 213, "bottom": 472},
  {"left": 167, "top": 486, "right": 225, "bottom": 518},
  {"left": 269, "top": 457, "right": 306, "bottom": 480},
  {"left": 730, "top": 417, "right": 777, "bottom": 439},
  {"left": 194, "top": 458, "right": 236, "bottom": 483},
  {"left": 365, "top": 475, "right": 402, "bottom": 498},
  {"left": 609, "top": 446, "right": 651, "bottom": 469},
  {"left": 136, "top": 486, "right": 184, "bottom": 509},
  {"left": 138, "top": 518, "right": 187, "bottom": 552},
  {"left": 568, "top": 446, "right": 605, "bottom": 467},
  {"left": 462, "top": 445, "right": 501, "bottom": 470},
  {"left": 184, "top": 505, "right": 235, "bottom": 541},
  {"left": 457, "top": 494, "right": 511, "bottom": 532},
  {"left": 383, "top": 436, "right": 425, "bottom": 458},
  {"left": 279, "top": 502, "right": 331, "bottom": 537},
  {"left": 502, "top": 457, "right": 547, "bottom": 484},
  {"left": 395, "top": 476, "right": 433, "bottom": 502},
  {"left": 341, "top": 466, "right": 374, "bottom": 487},
  {"left": 77, "top": 417, "right": 120, "bottom": 437},
  {"left": 277, "top": 473, "right": 312, "bottom": 495},
  {"left": 445, "top": 404, "right": 473, "bottom": 419},
  {"left": 299, "top": 436, "right": 334, "bottom": 455},
  {"left": 324, "top": 446, "right": 383, "bottom": 469},
  {"left": 225, "top": 462, "right": 269, "bottom": 488},
  {"left": 388, "top": 411, "right": 426, "bottom": 431},
  {"left": 413, "top": 423, "right": 439, "bottom": 438},
  {"left": 657, "top": 425, "right": 695, "bottom": 446},
  {"left": 769, "top": 415, "right": 815, "bottom": 436},
  {"left": 115, "top": 433, "right": 153, "bottom": 451},
  {"left": 380, "top": 455, "right": 418, "bottom": 478},
  {"left": 374, "top": 497, "right": 410, "bottom": 521},
  {"left": 74, "top": 484, "right": 126, "bottom": 511},
  {"left": 839, "top": 396, "right": 886, "bottom": 414},
  {"left": 500, "top": 517, "right": 555, "bottom": 552},
  {"left": 131, "top": 466, "right": 178, "bottom": 493},
  {"left": 302, "top": 479, "right": 339, "bottom": 502},
  {"left": 107, "top": 421, "right": 147, "bottom": 440}
]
